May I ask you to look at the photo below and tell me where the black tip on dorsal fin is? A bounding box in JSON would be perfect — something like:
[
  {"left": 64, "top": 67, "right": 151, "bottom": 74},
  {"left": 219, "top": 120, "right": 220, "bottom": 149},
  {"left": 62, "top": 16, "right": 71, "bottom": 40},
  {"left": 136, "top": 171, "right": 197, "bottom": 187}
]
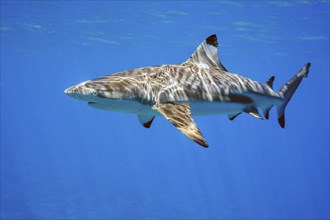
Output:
[
  {"left": 206, "top": 34, "right": 218, "bottom": 47},
  {"left": 184, "top": 34, "right": 228, "bottom": 71}
]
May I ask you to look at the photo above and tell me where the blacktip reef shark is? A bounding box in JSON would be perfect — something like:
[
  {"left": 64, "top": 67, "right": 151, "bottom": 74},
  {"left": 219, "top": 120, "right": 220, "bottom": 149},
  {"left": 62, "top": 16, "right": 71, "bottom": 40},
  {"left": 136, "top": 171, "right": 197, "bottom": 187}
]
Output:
[{"left": 65, "top": 34, "right": 310, "bottom": 148}]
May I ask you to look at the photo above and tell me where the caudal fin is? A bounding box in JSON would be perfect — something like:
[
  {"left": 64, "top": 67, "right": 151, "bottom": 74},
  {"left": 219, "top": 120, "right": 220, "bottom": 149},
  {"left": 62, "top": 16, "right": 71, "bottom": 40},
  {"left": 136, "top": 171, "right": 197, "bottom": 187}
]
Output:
[{"left": 277, "top": 63, "right": 311, "bottom": 128}]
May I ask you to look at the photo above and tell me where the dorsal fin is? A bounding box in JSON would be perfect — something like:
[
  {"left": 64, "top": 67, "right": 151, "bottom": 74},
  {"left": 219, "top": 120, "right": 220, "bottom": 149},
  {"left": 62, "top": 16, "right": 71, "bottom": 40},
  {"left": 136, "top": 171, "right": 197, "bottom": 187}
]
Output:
[
  {"left": 183, "top": 34, "right": 228, "bottom": 71},
  {"left": 264, "top": 76, "right": 275, "bottom": 89}
]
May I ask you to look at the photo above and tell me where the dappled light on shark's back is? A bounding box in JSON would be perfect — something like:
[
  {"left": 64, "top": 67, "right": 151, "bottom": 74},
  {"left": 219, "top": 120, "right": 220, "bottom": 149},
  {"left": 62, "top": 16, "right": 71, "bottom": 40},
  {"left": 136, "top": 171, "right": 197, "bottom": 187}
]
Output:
[{"left": 65, "top": 34, "right": 311, "bottom": 148}]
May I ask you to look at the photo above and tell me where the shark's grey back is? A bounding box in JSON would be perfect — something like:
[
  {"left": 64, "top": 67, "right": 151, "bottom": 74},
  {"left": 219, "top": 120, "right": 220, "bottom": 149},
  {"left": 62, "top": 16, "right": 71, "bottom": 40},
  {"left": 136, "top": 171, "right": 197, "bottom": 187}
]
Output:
[{"left": 90, "top": 62, "right": 277, "bottom": 105}]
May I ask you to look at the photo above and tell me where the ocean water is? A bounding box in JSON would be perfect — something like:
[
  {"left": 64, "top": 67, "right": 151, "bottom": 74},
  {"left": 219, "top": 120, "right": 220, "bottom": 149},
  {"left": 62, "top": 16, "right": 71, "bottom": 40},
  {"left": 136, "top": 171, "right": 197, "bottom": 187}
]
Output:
[{"left": 1, "top": 1, "right": 329, "bottom": 219}]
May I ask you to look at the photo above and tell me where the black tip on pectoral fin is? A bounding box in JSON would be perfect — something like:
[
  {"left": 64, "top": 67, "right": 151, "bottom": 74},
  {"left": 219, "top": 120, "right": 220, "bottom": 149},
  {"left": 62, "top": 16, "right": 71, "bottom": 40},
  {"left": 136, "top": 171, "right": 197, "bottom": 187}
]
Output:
[
  {"left": 199, "top": 141, "right": 209, "bottom": 148},
  {"left": 278, "top": 114, "right": 285, "bottom": 128}
]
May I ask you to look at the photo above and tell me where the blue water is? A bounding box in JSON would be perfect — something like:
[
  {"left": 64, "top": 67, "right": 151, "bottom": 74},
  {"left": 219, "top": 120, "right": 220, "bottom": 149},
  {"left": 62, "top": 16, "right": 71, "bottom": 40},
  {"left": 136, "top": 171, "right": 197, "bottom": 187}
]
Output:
[{"left": 1, "top": 1, "right": 329, "bottom": 219}]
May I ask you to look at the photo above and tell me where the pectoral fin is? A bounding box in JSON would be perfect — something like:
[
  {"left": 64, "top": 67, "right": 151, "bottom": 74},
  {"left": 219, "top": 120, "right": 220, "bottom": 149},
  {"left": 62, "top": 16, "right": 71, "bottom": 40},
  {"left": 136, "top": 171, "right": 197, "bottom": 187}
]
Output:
[{"left": 152, "top": 102, "right": 208, "bottom": 148}]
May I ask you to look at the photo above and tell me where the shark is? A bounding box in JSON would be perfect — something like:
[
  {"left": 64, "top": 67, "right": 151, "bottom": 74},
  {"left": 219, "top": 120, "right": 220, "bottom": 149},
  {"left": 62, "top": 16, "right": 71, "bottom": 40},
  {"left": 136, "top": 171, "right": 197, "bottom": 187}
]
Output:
[{"left": 65, "top": 34, "right": 310, "bottom": 148}]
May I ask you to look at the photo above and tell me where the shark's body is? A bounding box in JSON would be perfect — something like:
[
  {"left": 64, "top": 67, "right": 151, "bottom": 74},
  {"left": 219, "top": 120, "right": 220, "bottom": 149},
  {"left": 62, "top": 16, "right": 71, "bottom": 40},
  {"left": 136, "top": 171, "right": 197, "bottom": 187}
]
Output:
[{"left": 65, "top": 34, "right": 310, "bottom": 147}]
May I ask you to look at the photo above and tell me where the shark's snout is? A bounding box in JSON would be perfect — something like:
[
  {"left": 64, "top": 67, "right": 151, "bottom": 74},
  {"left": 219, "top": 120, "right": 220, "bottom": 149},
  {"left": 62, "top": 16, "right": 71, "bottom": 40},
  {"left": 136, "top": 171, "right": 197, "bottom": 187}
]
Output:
[
  {"left": 64, "top": 84, "right": 98, "bottom": 99},
  {"left": 64, "top": 86, "right": 78, "bottom": 94}
]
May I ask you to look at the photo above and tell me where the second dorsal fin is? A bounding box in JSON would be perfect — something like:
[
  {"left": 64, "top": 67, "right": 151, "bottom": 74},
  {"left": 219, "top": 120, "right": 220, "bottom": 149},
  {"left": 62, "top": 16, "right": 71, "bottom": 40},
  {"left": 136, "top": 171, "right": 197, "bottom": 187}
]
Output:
[
  {"left": 183, "top": 34, "right": 228, "bottom": 71},
  {"left": 264, "top": 76, "right": 275, "bottom": 89}
]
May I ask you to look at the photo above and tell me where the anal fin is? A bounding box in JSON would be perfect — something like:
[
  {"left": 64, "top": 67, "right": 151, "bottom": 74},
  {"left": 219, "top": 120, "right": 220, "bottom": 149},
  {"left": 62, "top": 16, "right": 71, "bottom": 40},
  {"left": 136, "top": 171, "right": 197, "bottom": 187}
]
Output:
[
  {"left": 152, "top": 102, "right": 208, "bottom": 148},
  {"left": 244, "top": 107, "right": 263, "bottom": 120}
]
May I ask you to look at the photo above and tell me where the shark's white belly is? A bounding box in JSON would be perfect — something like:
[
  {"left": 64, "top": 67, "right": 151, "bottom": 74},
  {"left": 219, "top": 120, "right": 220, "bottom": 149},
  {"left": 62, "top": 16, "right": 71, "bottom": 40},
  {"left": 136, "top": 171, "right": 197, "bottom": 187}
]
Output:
[
  {"left": 88, "top": 98, "right": 247, "bottom": 117},
  {"left": 88, "top": 99, "right": 146, "bottom": 113},
  {"left": 137, "top": 101, "right": 247, "bottom": 116},
  {"left": 190, "top": 101, "right": 246, "bottom": 116}
]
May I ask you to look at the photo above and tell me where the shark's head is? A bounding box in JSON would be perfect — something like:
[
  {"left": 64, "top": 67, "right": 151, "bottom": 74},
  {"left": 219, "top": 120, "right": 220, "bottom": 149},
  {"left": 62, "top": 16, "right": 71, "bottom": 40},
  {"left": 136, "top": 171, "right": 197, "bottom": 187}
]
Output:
[
  {"left": 64, "top": 81, "right": 101, "bottom": 103},
  {"left": 64, "top": 76, "right": 145, "bottom": 113},
  {"left": 65, "top": 82, "right": 95, "bottom": 100},
  {"left": 66, "top": 75, "right": 137, "bottom": 98}
]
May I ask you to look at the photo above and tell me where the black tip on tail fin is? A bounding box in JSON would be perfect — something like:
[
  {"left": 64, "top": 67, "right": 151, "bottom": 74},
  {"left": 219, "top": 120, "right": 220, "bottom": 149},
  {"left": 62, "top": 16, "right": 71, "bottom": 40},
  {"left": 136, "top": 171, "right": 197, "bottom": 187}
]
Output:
[{"left": 278, "top": 114, "right": 285, "bottom": 128}]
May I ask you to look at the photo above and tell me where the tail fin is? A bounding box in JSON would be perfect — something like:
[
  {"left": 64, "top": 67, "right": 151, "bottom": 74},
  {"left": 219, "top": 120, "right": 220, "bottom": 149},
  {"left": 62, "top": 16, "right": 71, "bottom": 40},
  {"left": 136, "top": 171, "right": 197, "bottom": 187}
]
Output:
[{"left": 277, "top": 63, "right": 311, "bottom": 128}]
